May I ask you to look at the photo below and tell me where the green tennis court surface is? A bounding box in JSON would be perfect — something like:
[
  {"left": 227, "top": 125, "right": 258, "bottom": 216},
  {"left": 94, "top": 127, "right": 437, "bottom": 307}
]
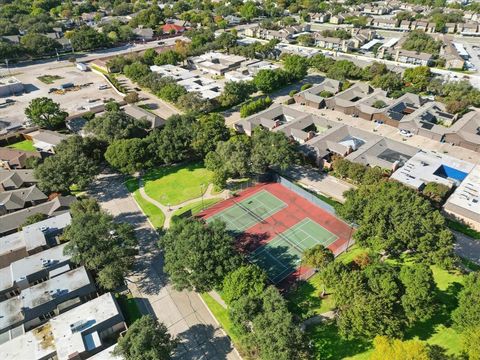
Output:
[
  {"left": 206, "top": 190, "right": 286, "bottom": 232},
  {"left": 249, "top": 218, "right": 338, "bottom": 283}
]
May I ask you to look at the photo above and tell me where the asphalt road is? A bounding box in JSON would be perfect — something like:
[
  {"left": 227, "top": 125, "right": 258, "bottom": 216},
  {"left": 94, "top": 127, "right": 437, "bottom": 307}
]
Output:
[
  {"left": 454, "top": 231, "right": 480, "bottom": 265},
  {"left": 88, "top": 171, "right": 240, "bottom": 360}
]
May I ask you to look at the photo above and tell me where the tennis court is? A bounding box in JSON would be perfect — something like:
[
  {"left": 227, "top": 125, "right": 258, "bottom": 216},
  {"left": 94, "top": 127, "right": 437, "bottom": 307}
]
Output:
[
  {"left": 206, "top": 190, "right": 286, "bottom": 232},
  {"left": 249, "top": 218, "right": 338, "bottom": 283}
]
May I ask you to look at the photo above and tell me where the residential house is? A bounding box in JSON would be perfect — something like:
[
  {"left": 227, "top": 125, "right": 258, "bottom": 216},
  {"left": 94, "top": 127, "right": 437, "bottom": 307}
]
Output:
[
  {"left": 314, "top": 34, "right": 353, "bottom": 52},
  {"left": 445, "top": 23, "right": 457, "bottom": 34},
  {"left": 0, "top": 292, "right": 126, "bottom": 359},
  {"left": 0, "top": 170, "right": 37, "bottom": 191},
  {"left": 225, "top": 15, "right": 242, "bottom": 25},
  {"left": 399, "top": 20, "right": 411, "bottom": 31},
  {"left": 24, "top": 130, "right": 68, "bottom": 153},
  {"left": 123, "top": 105, "right": 165, "bottom": 129},
  {"left": 330, "top": 15, "right": 345, "bottom": 25},
  {"left": 0, "top": 185, "right": 47, "bottom": 216},
  {"left": 133, "top": 27, "right": 154, "bottom": 41},
  {"left": 0, "top": 266, "right": 96, "bottom": 336},
  {"left": 294, "top": 78, "right": 342, "bottom": 108},
  {"left": 325, "top": 83, "right": 374, "bottom": 115},
  {"left": 0, "top": 212, "right": 71, "bottom": 267},
  {"left": 443, "top": 110, "right": 480, "bottom": 152},
  {"left": 190, "top": 52, "right": 247, "bottom": 75},
  {"left": 161, "top": 24, "right": 185, "bottom": 35},
  {"left": 0, "top": 195, "right": 76, "bottom": 236},
  {"left": 310, "top": 13, "right": 330, "bottom": 23},
  {"left": 390, "top": 150, "right": 474, "bottom": 190},
  {"left": 411, "top": 20, "right": 430, "bottom": 32},
  {"left": 458, "top": 22, "right": 479, "bottom": 35},
  {"left": 0, "top": 148, "right": 41, "bottom": 170},
  {"left": 442, "top": 38, "right": 465, "bottom": 70},
  {"left": 395, "top": 49, "right": 433, "bottom": 66}
]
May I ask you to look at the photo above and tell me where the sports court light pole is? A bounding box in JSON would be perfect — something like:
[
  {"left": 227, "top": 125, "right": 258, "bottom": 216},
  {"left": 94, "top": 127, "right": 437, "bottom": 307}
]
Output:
[{"left": 200, "top": 183, "right": 205, "bottom": 210}]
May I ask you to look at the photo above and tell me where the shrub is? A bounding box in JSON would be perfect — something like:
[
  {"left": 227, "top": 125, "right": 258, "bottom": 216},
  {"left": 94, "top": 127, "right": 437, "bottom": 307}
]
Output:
[
  {"left": 300, "top": 83, "right": 313, "bottom": 91},
  {"left": 240, "top": 96, "right": 272, "bottom": 118}
]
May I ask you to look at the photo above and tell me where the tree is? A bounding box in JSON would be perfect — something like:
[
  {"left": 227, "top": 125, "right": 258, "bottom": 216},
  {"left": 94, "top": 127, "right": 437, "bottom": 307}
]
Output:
[
  {"left": 20, "top": 213, "right": 47, "bottom": 229},
  {"left": 123, "top": 61, "right": 150, "bottom": 82},
  {"left": 222, "top": 265, "right": 268, "bottom": 306},
  {"left": 403, "top": 66, "right": 432, "bottom": 92},
  {"left": 461, "top": 326, "right": 480, "bottom": 360},
  {"left": 84, "top": 110, "right": 148, "bottom": 143},
  {"left": 157, "top": 83, "right": 187, "bottom": 103},
  {"left": 142, "top": 48, "right": 157, "bottom": 65},
  {"left": 302, "top": 244, "right": 334, "bottom": 270},
  {"left": 159, "top": 218, "right": 242, "bottom": 292},
  {"left": 192, "top": 113, "right": 230, "bottom": 156},
  {"left": 154, "top": 50, "right": 184, "bottom": 66},
  {"left": 63, "top": 204, "right": 137, "bottom": 290},
  {"left": 105, "top": 138, "right": 147, "bottom": 174},
  {"left": 253, "top": 69, "right": 285, "bottom": 93},
  {"left": 370, "top": 336, "right": 431, "bottom": 360},
  {"left": 35, "top": 136, "right": 102, "bottom": 193},
  {"left": 124, "top": 92, "right": 139, "bottom": 104},
  {"left": 452, "top": 272, "right": 480, "bottom": 331},
  {"left": 399, "top": 264, "right": 435, "bottom": 324},
  {"left": 250, "top": 127, "right": 296, "bottom": 174},
  {"left": 283, "top": 54, "right": 308, "bottom": 81},
  {"left": 205, "top": 136, "right": 252, "bottom": 187},
  {"left": 229, "top": 286, "right": 307, "bottom": 359},
  {"left": 240, "top": 96, "right": 272, "bottom": 118},
  {"left": 145, "top": 114, "right": 196, "bottom": 164},
  {"left": 240, "top": 1, "right": 259, "bottom": 20},
  {"left": 20, "top": 33, "right": 59, "bottom": 56},
  {"left": 297, "top": 34, "right": 314, "bottom": 46},
  {"left": 402, "top": 31, "right": 442, "bottom": 55},
  {"left": 371, "top": 72, "right": 403, "bottom": 95},
  {"left": 25, "top": 97, "right": 68, "bottom": 129},
  {"left": 422, "top": 182, "right": 450, "bottom": 204},
  {"left": 69, "top": 197, "right": 101, "bottom": 218},
  {"left": 69, "top": 26, "right": 109, "bottom": 51},
  {"left": 176, "top": 92, "right": 213, "bottom": 114},
  {"left": 336, "top": 181, "right": 455, "bottom": 266},
  {"left": 219, "top": 81, "right": 256, "bottom": 108},
  {"left": 113, "top": 315, "right": 177, "bottom": 360}
]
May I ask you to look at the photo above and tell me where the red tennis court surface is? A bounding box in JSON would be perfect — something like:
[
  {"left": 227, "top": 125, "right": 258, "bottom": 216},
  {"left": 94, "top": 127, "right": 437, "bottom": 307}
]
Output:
[{"left": 198, "top": 182, "right": 354, "bottom": 284}]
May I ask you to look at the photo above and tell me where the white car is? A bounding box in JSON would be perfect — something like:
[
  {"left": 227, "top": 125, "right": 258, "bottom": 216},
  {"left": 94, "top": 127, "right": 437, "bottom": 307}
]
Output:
[{"left": 399, "top": 129, "right": 413, "bottom": 138}]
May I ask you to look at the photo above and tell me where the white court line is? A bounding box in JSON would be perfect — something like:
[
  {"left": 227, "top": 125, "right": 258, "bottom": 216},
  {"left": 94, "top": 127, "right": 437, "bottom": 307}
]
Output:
[{"left": 251, "top": 246, "right": 288, "bottom": 270}]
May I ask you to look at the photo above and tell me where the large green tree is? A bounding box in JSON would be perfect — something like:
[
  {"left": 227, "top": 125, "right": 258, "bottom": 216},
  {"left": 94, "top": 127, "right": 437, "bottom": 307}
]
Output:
[
  {"left": 159, "top": 218, "right": 242, "bottom": 292},
  {"left": 105, "top": 138, "right": 147, "bottom": 174},
  {"left": 113, "top": 315, "right": 177, "bottom": 360},
  {"left": 192, "top": 113, "right": 230, "bottom": 156},
  {"left": 63, "top": 200, "right": 137, "bottom": 290},
  {"left": 20, "top": 33, "right": 60, "bottom": 56},
  {"left": 25, "top": 97, "right": 68, "bottom": 129},
  {"left": 219, "top": 81, "right": 256, "bottom": 108},
  {"left": 452, "top": 272, "right": 480, "bottom": 331},
  {"left": 229, "top": 286, "right": 307, "bottom": 359},
  {"left": 282, "top": 54, "right": 308, "bottom": 81},
  {"left": 336, "top": 181, "right": 455, "bottom": 267},
  {"left": 35, "top": 136, "right": 103, "bottom": 193},
  {"left": 302, "top": 244, "right": 334, "bottom": 270},
  {"left": 84, "top": 110, "right": 148, "bottom": 143},
  {"left": 253, "top": 69, "right": 286, "bottom": 93},
  {"left": 403, "top": 66, "right": 432, "bottom": 92},
  {"left": 222, "top": 265, "right": 268, "bottom": 306}
]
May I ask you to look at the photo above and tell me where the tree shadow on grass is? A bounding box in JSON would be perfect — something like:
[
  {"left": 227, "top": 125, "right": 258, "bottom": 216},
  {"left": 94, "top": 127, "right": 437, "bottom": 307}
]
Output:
[
  {"left": 307, "top": 321, "right": 371, "bottom": 360},
  {"left": 404, "top": 281, "right": 463, "bottom": 341}
]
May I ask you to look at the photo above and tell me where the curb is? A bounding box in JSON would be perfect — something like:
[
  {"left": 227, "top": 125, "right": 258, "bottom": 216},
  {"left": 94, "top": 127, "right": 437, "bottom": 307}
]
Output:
[{"left": 197, "top": 294, "right": 243, "bottom": 360}]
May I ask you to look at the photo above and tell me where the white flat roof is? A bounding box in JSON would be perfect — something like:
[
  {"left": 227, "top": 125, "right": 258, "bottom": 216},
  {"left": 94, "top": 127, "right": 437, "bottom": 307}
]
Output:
[
  {"left": 361, "top": 39, "right": 383, "bottom": 50},
  {"left": 453, "top": 42, "right": 469, "bottom": 57},
  {"left": 51, "top": 293, "right": 121, "bottom": 360},
  {"left": 0, "top": 293, "right": 121, "bottom": 360},
  {"left": 381, "top": 37, "right": 399, "bottom": 48},
  {"left": 445, "top": 165, "right": 480, "bottom": 215},
  {"left": 390, "top": 150, "right": 475, "bottom": 189}
]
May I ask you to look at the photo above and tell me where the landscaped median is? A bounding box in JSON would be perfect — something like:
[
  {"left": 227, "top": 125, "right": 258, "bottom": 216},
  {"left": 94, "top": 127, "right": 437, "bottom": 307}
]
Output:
[{"left": 124, "top": 177, "right": 165, "bottom": 229}]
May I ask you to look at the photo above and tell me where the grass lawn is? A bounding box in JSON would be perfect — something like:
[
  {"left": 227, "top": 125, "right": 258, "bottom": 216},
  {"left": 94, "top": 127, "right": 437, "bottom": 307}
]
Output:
[
  {"left": 290, "top": 245, "right": 466, "bottom": 358},
  {"left": 143, "top": 162, "right": 213, "bottom": 206},
  {"left": 7, "top": 140, "right": 36, "bottom": 152},
  {"left": 125, "top": 178, "right": 165, "bottom": 229},
  {"left": 200, "top": 293, "right": 241, "bottom": 345},
  {"left": 115, "top": 293, "right": 143, "bottom": 326},
  {"left": 171, "top": 198, "right": 222, "bottom": 223},
  {"left": 37, "top": 75, "right": 63, "bottom": 84}
]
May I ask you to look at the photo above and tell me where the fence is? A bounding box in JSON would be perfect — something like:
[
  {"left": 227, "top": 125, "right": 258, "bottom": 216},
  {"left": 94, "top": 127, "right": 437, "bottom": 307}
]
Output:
[{"left": 276, "top": 175, "right": 337, "bottom": 216}]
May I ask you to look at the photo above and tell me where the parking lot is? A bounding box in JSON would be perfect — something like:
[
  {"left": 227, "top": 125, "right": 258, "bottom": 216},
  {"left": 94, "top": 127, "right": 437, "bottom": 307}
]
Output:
[{"left": 0, "top": 61, "right": 122, "bottom": 129}]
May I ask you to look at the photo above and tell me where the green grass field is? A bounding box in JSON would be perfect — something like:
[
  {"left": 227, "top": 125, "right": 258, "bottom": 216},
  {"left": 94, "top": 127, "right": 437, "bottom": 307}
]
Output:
[
  {"left": 171, "top": 198, "right": 222, "bottom": 223},
  {"left": 200, "top": 293, "right": 242, "bottom": 345},
  {"left": 115, "top": 293, "right": 143, "bottom": 326},
  {"left": 143, "top": 162, "right": 213, "bottom": 206},
  {"left": 125, "top": 178, "right": 165, "bottom": 229},
  {"left": 287, "top": 245, "right": 466, "bottom": 359},
  {"left": 7, "top": 140, "right": 36, "bottom": 152}
]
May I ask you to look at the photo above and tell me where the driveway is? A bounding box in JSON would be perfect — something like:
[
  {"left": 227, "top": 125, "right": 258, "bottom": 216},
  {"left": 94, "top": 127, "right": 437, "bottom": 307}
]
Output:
[
  {"left": 453, "top": 231, "right": 480, "bottom": 265},
  {"left": 88, "top": 171, "right": 240, "bottom": 360}
]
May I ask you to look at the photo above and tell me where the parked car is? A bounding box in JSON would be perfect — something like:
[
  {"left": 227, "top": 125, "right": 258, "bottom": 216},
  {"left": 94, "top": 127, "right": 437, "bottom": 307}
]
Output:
[{"left": 399, "top": 129, "right": 413, "bottom": 137}]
